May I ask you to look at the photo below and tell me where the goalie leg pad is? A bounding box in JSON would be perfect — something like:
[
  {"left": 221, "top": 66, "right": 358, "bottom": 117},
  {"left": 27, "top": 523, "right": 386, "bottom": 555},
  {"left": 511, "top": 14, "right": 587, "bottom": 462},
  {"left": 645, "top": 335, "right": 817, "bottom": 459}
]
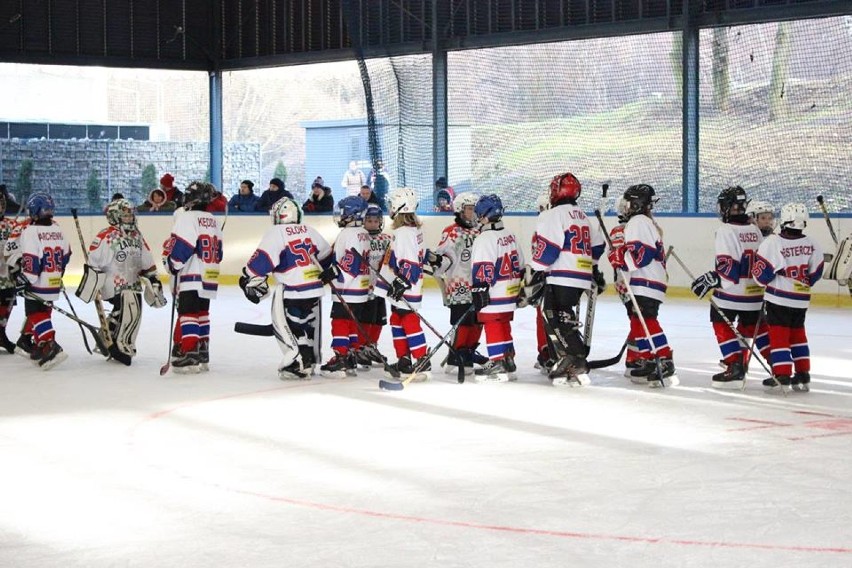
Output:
[
  {"left": 271, "top": 286, "right": 302, "bottom": 372},
  {"left": 827, "top": 235, "right": 852, "bottom": 285},
  {"left": 76, "top": 264, "right": 106, "bottom": 304},
  {"left": 113, "top": 290, "right": 142, "bottom": 357}
]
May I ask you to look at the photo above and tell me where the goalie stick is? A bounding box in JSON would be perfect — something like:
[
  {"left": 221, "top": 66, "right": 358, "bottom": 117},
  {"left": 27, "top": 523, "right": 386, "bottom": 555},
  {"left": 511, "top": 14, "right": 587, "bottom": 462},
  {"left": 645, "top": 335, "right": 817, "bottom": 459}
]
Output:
[
  {"left": 70, "top": 209, "right": 115, "bottom": 352},
  {"left": 61, "top": 285, "right": 92, "bottom": 355},
  {"left": 816, "top": 195, "right": 839, "bottom": 246}
]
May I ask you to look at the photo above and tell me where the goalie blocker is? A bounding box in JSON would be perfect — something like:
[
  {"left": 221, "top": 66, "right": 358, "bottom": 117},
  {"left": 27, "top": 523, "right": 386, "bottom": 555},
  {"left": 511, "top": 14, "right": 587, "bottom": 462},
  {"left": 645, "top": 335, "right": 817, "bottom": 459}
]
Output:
[{"left": 825, "top": 235, "right": 852, "bottom": 289}]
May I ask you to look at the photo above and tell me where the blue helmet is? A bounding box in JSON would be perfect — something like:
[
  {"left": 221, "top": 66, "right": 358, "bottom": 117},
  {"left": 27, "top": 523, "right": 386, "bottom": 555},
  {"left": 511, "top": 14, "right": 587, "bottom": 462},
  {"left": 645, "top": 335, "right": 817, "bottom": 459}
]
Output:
[
  {"left": 364, "top": 203, "right": 384, "bottom": 234},
  {"left": 474, "top": 194, "right": 503, "bottom": 223},
  {"left": 27, "top": 192, "right": 56, "bottom": 220},
  {"left": 335, "top": 196, "right": 368, "bottom": 227}
]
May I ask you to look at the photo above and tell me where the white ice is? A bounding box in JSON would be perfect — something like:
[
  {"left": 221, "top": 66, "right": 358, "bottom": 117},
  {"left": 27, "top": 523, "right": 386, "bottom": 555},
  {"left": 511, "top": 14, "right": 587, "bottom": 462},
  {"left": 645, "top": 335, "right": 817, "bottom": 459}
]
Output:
[{"left": 1, "top": 288, "right": 851, "bottom": 568}]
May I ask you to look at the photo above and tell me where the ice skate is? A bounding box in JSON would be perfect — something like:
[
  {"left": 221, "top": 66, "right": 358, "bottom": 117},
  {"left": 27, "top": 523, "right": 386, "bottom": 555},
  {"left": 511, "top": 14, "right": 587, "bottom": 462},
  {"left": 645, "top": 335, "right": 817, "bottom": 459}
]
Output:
[
  {"left": 408, "top": 357, "right": 432, "bottom": 382},
  {"left": 15, "top": 334, "right": 33, "bottom": 358},
  {"left": 628, "top": 359, "right": 655, "bottom": 384},
  {"left": 474, "top": 356, "right": 516, "bottom": 383},
  {"left": 623, "top": 359, "right": 643, "bottom": 378},
  {"left": 0, "top": 327, "right": 15, "bottom": 354},
  {"left": 711, "top": 356, "right": 745, "bottom": 389},
  {"left": 384, "top": 355, "right": 413, "bottom": 379},
  {"left": 321, "top": 352, "right": 355, "bottom": 378},
  {"left": 791, "top": 372, "right": 811, "bottom": 393},
  {"left": 444, "top": 348, "right": 474, "bottom": 377},
  {"left": 36, "top": 340, "right": 68, "bottom": 370},
  {"left": 763, "top": 375, "right": 791, "bottom": 392},
  {"left": 198, "top": 340, "right": 210, "bottom": 372},
  {"left": 550, "top": 355, "right": 590, "bottom": 387},
  {"left": 278, "top": 359, "right": 309, "bottom": 381},
  {"left": 645, "top": 358, "right": 679, "bottom": 388},
  {"left": 171, "top": 347, "right": 201, "bottom": 375}
]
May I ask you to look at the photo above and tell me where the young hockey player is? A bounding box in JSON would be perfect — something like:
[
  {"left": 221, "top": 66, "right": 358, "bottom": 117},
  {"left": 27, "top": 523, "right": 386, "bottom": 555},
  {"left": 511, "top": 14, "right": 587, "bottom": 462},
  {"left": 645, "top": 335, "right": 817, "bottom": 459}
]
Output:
[
  {"left": 609, "top": 196, "right": 643, "bottom": 376},
  {"left": 607, "top": 184, "right": 678, "bottom": 387},
  {"left": 319, "top": 196, "right": 372, "bottom": 378},
  {"left": 470, "top": 194, "right": 525, "bottom": 382},
  {"left": 426, "top": 191, "right": 482, "bottom": 376},
  {"left": 0, "top": 192, "right": 20, "bottom": 353},
  {"left": 527, "top": 173, "right": 605, "bottom": 386},
  {"left": 752, "top": 203, "right": 824, "bottom": 392},
  {"left": 357, "top": 203, "right": 391, "bottom": 367},
  {"left": 240, "top": 197, "right": 332, "bottom": 380},
  {"left": 690, "top": 187, "right": 769, "bottom": 388},
  {"left": 164, "top": 181, "right": 223, "bottom": 373},
  {"left": 746, "top": 200, "right": 776, "bottom": 237},
  {"left": 374, "top": 187, "right": 430, "bottom": 380},
  {"left": 78, "top": 198, "right": 165, "bottom": 365},
  {"left": 11, "top": 193, "right": 71, "bottom": 369}
]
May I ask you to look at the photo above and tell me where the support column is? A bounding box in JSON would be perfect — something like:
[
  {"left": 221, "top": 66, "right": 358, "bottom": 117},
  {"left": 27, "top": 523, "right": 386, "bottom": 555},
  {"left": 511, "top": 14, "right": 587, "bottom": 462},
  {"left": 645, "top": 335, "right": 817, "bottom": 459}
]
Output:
[
  {"left": 209, "top": 70, "right": 223, "bottom": 191},
  {"left": 432, "top": 1, "right": 448, "bottom": 209},
  {"left": 681, "top": 1, "right": 700, "bottom": 213}
]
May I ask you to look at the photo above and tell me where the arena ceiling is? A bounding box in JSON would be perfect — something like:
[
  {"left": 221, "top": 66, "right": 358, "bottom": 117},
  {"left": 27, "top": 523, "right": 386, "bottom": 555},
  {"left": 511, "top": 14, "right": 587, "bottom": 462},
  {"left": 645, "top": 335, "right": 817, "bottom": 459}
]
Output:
[{"left": 0, "top": 0, "right": 849, "bottom": 71}]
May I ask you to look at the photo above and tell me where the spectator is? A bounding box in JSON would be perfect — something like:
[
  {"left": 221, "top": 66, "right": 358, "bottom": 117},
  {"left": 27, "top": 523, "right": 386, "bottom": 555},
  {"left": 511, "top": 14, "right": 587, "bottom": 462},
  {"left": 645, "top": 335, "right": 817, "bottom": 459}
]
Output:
[
  {"left": 0, "top": 184, "right": 20, "bottom": 215},
  {"left": 138, "top": 188, "right": 177, "bottom": 212},
  {"left": 434, "top": 179, "right": 454, "bottom": 212},
  {"left": 207, "top": 186, "right": 228, "bottom": 213},
  {"left": 111, "top": 193, "right": 125, "bottom": 201},
  {"left": 255, "top": 177, "right": 293, "bottom": 212},
  {"left": 303, "top": 179, "right": 334, "bottom": 213},
  {"left": 160, "top": 173, "right": 184, "bottom": 207},
  {"left": 369, "top": 159, "right": 391, "bottom": 209},
  {"left": 341, "top": 161, "right": 367, "bottom": 197},
  {"left": 359, "top": 184, "right": 383, "bottom": 209},
  {"left": 228, "top": 180, "right": 259, "bottom": 212}
]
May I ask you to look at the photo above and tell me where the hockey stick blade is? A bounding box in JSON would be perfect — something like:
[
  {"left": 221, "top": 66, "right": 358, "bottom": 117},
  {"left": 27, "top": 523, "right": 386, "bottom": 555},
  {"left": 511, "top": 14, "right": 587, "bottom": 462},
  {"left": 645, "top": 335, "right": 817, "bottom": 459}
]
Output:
[
  {"left": 587, "top": 340, "right": 628, "bottom": 369},
  {"left": 378, "top": 379, "right": 405, "bottom": 391},
  {"left": 234, "top": 322, "right": 275, "bottom": 336}
]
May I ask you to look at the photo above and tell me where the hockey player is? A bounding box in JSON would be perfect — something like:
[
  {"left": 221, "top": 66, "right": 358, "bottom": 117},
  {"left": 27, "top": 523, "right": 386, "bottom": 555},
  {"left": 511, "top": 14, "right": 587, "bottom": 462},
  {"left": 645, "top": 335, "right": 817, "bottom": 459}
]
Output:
[
  {"left": 0, "top": 192, "right": 20, "bottom": 353},
  {"left": 11, "top": 193, "right": 71, "bottom": 369},
  {"left": 319, "top": 196, "right": 372, "bottom": 378},
  {"left": 752, "top": 203, "right": 823, "bottom": 392},
  {"left": 470, "top": 194, "right": 525, "bottom": 382},
  {"left": 690, "top": 187, "right": 769, "bottom": 388},
  {"left": 607, "top": 184, "right": 678, "bottom": 387},
  {"left": 240, "top": 197, "right": 332, "bottom": 380},
  {"left": 78, "top": 198, "right": 165, "bottom": 365},
  {"left": 374, "top": 187, "right": 430, "bottom": 380},
  {"left": 746, "top": 200, "right": 776, "bottom": 237},
  {"left": 357, "top": 203, "right": 391, "bottom": 366},
  {"left": 164, "top": 182, "right": 223, "bottom": 373},
  {"left": 527, "top": 173, "right": 605, "bottom": 386},
  {"left": 426, "top": 191, "right": 482, "bottom": 376},
  {"left": 609, "top": 196, "right": 643, "bottom": 375}
]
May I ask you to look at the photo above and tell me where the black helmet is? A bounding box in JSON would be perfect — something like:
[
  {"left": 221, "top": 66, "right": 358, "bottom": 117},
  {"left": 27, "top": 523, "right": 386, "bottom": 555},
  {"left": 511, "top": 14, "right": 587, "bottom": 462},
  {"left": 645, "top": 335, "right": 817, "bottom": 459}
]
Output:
[
  {"left": 622, "top": 184, "right": 656, "bottom": 217},
  {"left": 185, "top": 181, "right": 214, "bottom": 208},
  {"left": 717, "top": 186, "right": 748, "bottom": 222}
]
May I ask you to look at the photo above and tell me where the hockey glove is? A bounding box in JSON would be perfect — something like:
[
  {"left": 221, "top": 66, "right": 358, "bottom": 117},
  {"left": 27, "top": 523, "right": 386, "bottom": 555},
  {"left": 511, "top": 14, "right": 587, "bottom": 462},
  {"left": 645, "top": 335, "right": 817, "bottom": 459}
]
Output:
[
  {"left": 319, "top": 264, "right": 341, "bottom": 285},
  {"left": 518, "top": 267, "right": 545, "bottom": 308},
  {"left": 592, "top": 265, "right": 606, "bottom": 295},
  {"left": 424, "top": 249, "right": 444, "bottom": 269},
  {"left": 607, "top": 246, "right": 627, "bottom": 271},
  {"left": 388, "top": 276, "right": 411, "bottom": 301},
  {"left": 239, "top": 267, "right": 269, "bottom": 304},
  {"left": 471, "top": 287, "right": 490, "bottom": 310},
  {"left": 10, "top": 266, "right": 30, "bottom": 294},
  {"left": 691, "top": 270, "right": 721, "bottom": 299}
]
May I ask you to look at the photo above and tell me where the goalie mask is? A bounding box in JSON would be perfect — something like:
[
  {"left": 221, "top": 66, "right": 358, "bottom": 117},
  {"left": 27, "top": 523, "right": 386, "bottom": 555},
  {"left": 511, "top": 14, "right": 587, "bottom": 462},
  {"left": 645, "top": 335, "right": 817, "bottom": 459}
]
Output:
[
  {"left": 270, "top": 197, "right": 302, "bottom": 225},
  {"left": 453, "top": 192, "right": 479, "bottom": 228},
  {"left": 105, "top": 198, "right": 137, "bottom": 232},
  {"left": 549, "top": 172, "right": 582, "bottom": 205}
]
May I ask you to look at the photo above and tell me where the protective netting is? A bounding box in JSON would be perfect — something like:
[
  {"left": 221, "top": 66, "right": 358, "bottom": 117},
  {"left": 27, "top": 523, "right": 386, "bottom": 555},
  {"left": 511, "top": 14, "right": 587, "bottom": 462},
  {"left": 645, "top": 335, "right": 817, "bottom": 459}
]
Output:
[{"left": 698, "top": 17, "right": 852, "bottom": 214}]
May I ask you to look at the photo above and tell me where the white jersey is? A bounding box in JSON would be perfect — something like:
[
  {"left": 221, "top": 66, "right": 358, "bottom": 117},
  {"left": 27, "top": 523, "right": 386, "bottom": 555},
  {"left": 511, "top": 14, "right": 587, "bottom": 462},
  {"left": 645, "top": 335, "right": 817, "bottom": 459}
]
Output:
[
  {"left": 753, "top": 233, "right": 824, "bottom": 309},
  {"left": 433, "top": 222, "right": 479, "bottom": 306},
  {"left": 0, "top": 217, "right": 21, "bottom": 287},
  {"left": 87, "top": 226, "right": 156, "bottom": 300},
  {"left": 711, "top": 222, "right": 764, "bottom": 311},
  {"left": 165, "top": 209, "right": 223, "bottom": 299},
  {"left": 375, "top": 225, "right": 425, "bottom": 309},
  {"left": 20, "top": 221, "right": 71, "bottom": 301},
  {"left": 471, "top": 223, "right": 524, "bottom": 314},
  {"left": 331, "top": 226, "right": 371, "bottom": 304},
  {"left": 246, "top": 223, "right": 332, "bottom": 299},
  {"left": 622, "top": 214, "right": 667, "bottom": 302},
  {"left": 367, "top": 232, "right": 392, "bottom": 286},
  {"left": 529, "top": 203, "right": 605, "bottom": 289}
]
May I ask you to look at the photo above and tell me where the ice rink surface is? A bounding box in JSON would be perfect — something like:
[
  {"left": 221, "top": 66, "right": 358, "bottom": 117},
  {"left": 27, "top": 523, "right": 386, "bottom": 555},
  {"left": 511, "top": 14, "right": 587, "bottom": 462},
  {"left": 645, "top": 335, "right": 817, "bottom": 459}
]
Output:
[{"left": 1, "top": 287, "right": 851, "bottom": 568}]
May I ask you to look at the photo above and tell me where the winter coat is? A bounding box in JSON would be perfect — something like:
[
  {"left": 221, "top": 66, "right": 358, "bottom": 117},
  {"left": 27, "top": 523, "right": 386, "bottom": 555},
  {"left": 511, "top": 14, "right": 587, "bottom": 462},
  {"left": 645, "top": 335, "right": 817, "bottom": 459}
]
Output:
[
  {"left": 255, "top": 188, "right": 294, "bottom": 212},
  {"left": 228, "top": 192, "right": 260, "bottom": 212},
  {"left": 207, "top": 194, "right": 228, "bottom": 213},
  {"left": 138, "top": 188, "right": 177, "bottom": 212},
  {"left": 303, "top": 187, "right": 335, "bottom": 213}
]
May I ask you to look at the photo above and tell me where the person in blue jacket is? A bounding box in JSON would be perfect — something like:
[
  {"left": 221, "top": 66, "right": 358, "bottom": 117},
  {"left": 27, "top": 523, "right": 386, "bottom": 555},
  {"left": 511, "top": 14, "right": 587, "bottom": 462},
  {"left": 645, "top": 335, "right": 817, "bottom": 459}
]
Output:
[{"left": 228, "top": 180, "right": 260, "bottom": 212}]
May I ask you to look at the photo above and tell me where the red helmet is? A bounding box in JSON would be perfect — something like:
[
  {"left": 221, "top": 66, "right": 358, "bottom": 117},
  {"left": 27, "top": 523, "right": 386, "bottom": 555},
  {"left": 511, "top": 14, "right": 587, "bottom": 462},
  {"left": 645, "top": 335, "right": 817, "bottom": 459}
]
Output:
[{"left": 549, "top": 172, "right": 582, "bottom": 204}]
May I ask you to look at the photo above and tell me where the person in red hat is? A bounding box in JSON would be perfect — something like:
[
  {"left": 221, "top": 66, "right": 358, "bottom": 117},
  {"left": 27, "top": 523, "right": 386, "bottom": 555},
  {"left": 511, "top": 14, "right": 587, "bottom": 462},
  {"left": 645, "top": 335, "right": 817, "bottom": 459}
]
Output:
[{"left": 159, "top": 173, "right": 184, "bottom": 207}]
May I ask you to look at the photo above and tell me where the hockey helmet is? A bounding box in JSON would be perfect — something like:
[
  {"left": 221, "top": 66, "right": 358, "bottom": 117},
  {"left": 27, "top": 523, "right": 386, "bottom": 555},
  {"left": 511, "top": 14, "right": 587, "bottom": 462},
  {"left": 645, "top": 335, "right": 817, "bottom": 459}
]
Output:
[
  {"left": 388, "top": 187, "right": 418, "bottom": 219},
  {"left": 364, "top": 203, "right": 384, "bottom": 234},
  {"left": 27, "top": 192, "right": 56, "bottom": 220},
  {"left": 184, "top": 181, "right": 214, "bottom": 207},
  {"left": 105, "top": 198, "right": 137, "bottom": 230},
  {"left": 746, "top": 199, "right": 774, "bottom": 217},
  {"left": 270, "top": 197, "right": 302, "bottom": 225},
  {"left": 615, "top": 196, "right": 631, "bottom": 223},
  {"left": 453, "top": 192, "right": 479, "bottom": 227},
  {"left": 535, "top": 188, "right": 551, "bottom": 212},
  {"left": 335, "top": 196, "right": 368, "bottom": 227},
  {"left": 779, "top": 203, "right": 808, "bottom": 231},
  {"left": 475, "top": 194, "right": 504, "bottom": 223},
  {"left": 549, "top": 172, "right": 582, "bottom": 205},
  {"left": 622, "top": 184, "right": 656, "bottom": 217},
  {"left": 717, "top": 186, "right": 748, "bottom": 221}
]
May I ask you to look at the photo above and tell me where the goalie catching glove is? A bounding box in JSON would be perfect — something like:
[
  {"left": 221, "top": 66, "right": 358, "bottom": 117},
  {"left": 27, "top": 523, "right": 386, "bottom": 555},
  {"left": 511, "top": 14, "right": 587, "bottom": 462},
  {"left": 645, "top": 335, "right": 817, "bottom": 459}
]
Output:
[
  {"left": 691, "top": 270, "right": 721, "bottom": 299},
  {"left": 517, "top": 267, "right": 545, "bottom": 308},
  {"left": 140, "top": 272, "right": 167, "bottom": 308},
  {"left": 239, "top": 267, "right": 269, "bottom": 304}
]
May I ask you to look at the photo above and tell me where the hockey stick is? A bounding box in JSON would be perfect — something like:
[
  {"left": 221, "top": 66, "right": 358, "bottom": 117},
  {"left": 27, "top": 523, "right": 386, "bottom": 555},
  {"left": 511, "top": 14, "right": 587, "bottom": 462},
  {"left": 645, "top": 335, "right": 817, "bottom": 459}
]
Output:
[
  {"left": 61, "top": 286, "right": 92, "bottom": 354},
  {"left": 740, "top": 304, "right": 766, "bottom": 392},
  {"left": 595, "top": 210, "right": 671, "bottom": 388},
  {"left": 17, "top": 289, "right": 111, "bottom": 355},
  {"left": 379, "top": 305, "right": 475, "bottom": 391},
  {"left": 234, "top": 322, "right": 274, "bottom": 336},
  {"left": 357, "top": 247, "right": 467, "bottom": 384},
  {"left": 587, "top": 339, "right": 629, "bottom": 369},
  {"left": 816, "top": 195, "right": 839, "bottom": 246},
  {"left": 666, "top": 248, "right": 780, "bottom": 392},
  {"left": 70, "top": 209, "right": 114, "bottom": 352},
  {"left": 159, "top": 279, "right": 178, "bottom": 376},
  {"left": 583, "top": 182, "right": 610, "bottom": 355}
]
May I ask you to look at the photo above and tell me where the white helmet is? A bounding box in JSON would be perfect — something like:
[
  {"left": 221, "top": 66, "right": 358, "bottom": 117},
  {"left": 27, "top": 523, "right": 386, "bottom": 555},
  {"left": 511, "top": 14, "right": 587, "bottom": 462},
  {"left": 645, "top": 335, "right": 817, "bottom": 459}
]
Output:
[
  {"left": 779, "top": 203, "right": 808, "bottom": 231},
  {"left": 535, "top": 189, "right": 551, "bottom": 212},
  {"left": 453, "top": 192, "right": 479, "bottom": 214},
  {"left": 270, "top": 197, "right": 302, "bottom": 225},
  {"left": 388, "top": 187, "right": 418, "bottom": 218},
  {"left": 746, "top": 200, "right": 774, "bottom": 217}
]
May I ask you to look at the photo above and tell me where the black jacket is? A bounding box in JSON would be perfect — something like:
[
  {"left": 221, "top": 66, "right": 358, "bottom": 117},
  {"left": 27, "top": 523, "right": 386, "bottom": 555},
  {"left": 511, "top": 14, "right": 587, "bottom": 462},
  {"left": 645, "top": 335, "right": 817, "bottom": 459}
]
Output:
[{"left": 303, "top": 187, "right": 334, "bottom": 213}]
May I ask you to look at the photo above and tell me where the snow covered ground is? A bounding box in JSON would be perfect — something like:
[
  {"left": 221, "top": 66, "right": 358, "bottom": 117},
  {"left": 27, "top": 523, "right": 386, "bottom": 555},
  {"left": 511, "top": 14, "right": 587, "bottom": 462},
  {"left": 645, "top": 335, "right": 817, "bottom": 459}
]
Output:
[{"left": 1, "top": 287, "right": 851, "bottom": 567}]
